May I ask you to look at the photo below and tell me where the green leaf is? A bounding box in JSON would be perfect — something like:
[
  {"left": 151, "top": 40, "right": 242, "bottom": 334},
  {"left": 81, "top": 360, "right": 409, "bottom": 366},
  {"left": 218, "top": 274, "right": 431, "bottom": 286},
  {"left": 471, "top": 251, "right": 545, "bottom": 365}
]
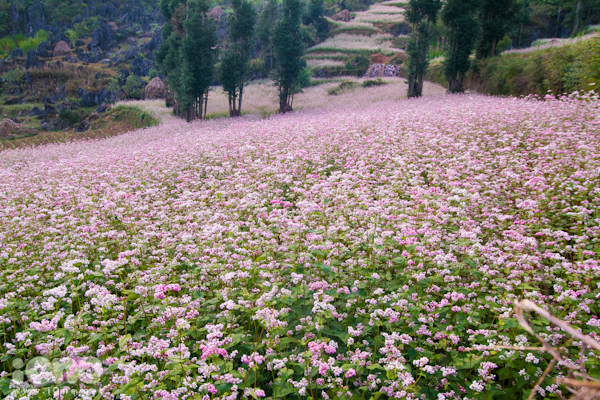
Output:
[{"left": 0, "top": 378, "right": 11, "bottom": 395}]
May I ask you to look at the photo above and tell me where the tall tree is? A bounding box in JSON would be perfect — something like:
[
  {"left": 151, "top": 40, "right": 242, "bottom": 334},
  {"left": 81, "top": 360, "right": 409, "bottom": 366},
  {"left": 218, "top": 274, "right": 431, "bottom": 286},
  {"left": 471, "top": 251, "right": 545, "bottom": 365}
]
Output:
[
  {"left": 476, "top": 0, "right": 517, "bottom": 58},
  {"left": 272, "top": 0, "right": 306, "bottom": 113},
  {"left": 405, "top": 0, "right": 442, "bottom": 98},
  {"left": 257, "top": 0, "right": 279, "bottom": 71},
  {"left": 157, "top": 0, "right": 217, "bottom": 120},
  {"left": 570, "top": 0, "right": 582, "bottom": 36},
  {"left": 220, "top": 0, "right": 256, "bottom": 117},
  {"left": 442, "top": 0, "right": 480, "bottom": 93},
  {"left": 307, "top": 0, "right": 329, "bottom": 41}
]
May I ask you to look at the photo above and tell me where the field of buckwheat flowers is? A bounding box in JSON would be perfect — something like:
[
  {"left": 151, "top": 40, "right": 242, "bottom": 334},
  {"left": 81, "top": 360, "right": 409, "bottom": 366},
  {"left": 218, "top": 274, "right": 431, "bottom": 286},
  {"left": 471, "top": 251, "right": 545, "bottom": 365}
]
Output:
[{"left": 1, "top": 92, "right": 600, "bottom": 400}]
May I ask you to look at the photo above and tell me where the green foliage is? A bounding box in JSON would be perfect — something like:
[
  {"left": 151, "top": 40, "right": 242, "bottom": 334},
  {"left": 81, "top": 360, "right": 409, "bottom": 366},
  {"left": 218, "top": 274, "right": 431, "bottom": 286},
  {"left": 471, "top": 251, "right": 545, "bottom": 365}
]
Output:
[
  {"left": 273, "top": 0, "right": 306, "bottom": 113},
  {"left": 0, "top": 37, "right": 15, "bottom": 53},
  {"left": 157, "top": 0, "right": 218, "bottom": 120},
  {"left": 58, "top": 108, "right": 79, "bottom": 124},
  {"left": 361, "top": 78, "right": 387, "bottom": 87},
  {"left": 220, "top": 0, "right": 256, "bottom": 117},
  {"left": 249, "top": 57, "right": 267, "bottom": 77},
  {"left": 297, "top": 66, "right": 312, "bottom": 89},
  {"left": 148, "top": 68, "right": 159, "bottom": 80},
  {"left": 257, "top": 0, "right": 279, "bottom": 71},
  {"left": 345, "top": 52, "right": 371, "bottom": 77},
  {"left": 405, "top": 0, "right": 442, "bottom": 97},
  {"left": 468, "top": 36, "right": 600, "bottom": 95},
  {"left": 476, "top": 0, "right": 519, "bottom": 58},
  {"left": 124, "top": 75, "right": 146, "bottom": 100},
  {"left": 496, "top": 35, "right": 513, "bottom": 53},
  {"left": 1, "top": 69, "right": 26, "bottom": 84},
  {"left": 327, "top": 80, "right": 358, "bottom": 95},
  {"left": 307, "top": 0, "right": 329, "bottom": 40},
  {"left": 442, "top": 0, "right": 480, "bottom": 92}
]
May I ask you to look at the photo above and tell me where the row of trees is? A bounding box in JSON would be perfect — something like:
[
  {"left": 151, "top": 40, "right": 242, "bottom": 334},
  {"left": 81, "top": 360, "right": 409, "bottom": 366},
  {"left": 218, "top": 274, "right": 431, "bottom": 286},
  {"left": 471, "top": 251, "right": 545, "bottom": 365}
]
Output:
[
  {"left": 157, "top": 0, "right": 308, "bottom": 120},
  {"left": 405, "top": 0, "right": 600, "bottom": 96}
]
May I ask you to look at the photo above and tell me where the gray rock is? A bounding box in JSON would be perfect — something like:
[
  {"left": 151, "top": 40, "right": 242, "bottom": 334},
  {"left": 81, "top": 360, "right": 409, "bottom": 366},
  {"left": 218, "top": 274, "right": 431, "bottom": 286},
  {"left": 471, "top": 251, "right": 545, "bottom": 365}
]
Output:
[
  {"left": 11, "top": 48, "right": 23, "bottom": 58},
  {"left": 25, "top": 50, "right": 40, "bottom": 69}
]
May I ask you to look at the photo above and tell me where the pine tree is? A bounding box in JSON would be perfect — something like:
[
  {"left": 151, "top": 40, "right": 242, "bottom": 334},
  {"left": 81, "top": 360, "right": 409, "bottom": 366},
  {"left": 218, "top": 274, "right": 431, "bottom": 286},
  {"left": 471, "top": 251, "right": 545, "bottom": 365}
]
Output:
[
  {"left": 405, "top": 0, "right": 442, "bottom": 98},
  {"left": 307, "top": 0, "right": 329, "bottom": 41},
  {"left": 442, "top": 0, "right": 481, "bottom": 92},
  {"left": 476, "top": 0, "right": 517, "bottom": 58},
  {"left": 157, "top": 0, "right": 217, "bottom": 120},
  {"left": 220, "top": 0, "right": 256, "bottom": 117},
  {"left": 272, "top": 0, "right": 306, "bottom": 113},
  {"left": 257, "top": 0, "right": 279, "bottom": 71}
]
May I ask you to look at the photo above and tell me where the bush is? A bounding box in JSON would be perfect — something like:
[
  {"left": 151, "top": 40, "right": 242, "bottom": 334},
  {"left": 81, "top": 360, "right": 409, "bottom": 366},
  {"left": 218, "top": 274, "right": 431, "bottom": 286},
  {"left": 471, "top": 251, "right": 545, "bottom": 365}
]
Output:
[
  {"left": 496, "top": 35, "right": 513, "bottom": 54},
  {"left": 327, "top": 80, "right": 358, "bottom": 95},
  {"left": 124, "top": 75, "right": 146, "bottom": 100},
  {"left": 148, "top": 68, "right": 159, "bottom": 80},
  {"left": 345, "top": 52, "right": 371, "bottom": 77},
  {"left": 467, "top": 37, "right": 600, "bottom": 96},
  {"left": 361, "top": 78, "right": 387, "bottom": 88},
  {"left": 0, "top": 37, "right": 15, "bottom": 53},
  {"left": 58, "top": 108, "right": 79, "bottom": 124}
]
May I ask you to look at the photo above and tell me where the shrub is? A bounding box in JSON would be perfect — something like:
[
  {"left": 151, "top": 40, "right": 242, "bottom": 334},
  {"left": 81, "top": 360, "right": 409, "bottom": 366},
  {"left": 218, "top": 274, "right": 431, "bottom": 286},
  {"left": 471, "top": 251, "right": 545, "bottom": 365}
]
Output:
[
  {"left": 467, "top": 37, "right": 600, "bottom": 96},
  {"left": 124, "top": 75, "right": 146, "bottom": 100},
  {"left": 345, "top": 52, "right": 371, "bottom": 77},
  {"left": 58, "top": 108, "right": 79, "bottom": 124},
  {"left": 496, "top": 35, "right": 513, "bottom": 54},
  {"left": 0, "top": 37, "right": 15, "bottom": 52},
  {"left": 327, "top": 80, "right": 358, "bottom": 95},
  {"left": 361, "top": 78, "right": 387, "bottom": 88}
]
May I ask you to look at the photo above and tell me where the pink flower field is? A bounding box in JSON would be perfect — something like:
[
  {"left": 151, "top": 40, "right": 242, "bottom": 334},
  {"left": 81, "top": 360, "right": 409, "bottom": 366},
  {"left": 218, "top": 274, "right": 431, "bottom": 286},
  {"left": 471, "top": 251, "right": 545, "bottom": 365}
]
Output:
[{"left": 1, "top": 93, "right": 600, "bottom": 400}]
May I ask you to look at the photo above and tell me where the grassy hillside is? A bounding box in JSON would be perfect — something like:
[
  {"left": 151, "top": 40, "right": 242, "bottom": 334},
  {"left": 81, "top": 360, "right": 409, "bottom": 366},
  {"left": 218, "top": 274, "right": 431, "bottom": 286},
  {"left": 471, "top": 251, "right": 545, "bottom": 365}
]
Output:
[
  {"left": 467, "top": 35, "right": 600, "bottom": 96},
  {"left": 0, "top": 104, "right": 157, "bottom": 150}
]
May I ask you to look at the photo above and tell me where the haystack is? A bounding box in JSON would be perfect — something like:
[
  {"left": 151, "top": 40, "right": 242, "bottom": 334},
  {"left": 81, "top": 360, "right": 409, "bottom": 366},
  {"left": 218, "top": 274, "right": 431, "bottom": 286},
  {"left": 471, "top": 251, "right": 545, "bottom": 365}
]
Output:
[
  {"left": 0, "top": 119, "right": 20, "bottom": 138},
  {"left": 54, "top": 41, "right": 71, "bottom": 56},
  {"left": 209, "top": 6, "right": 223, "bottom": 21},
  {"left": 332, "top": 9, "right": 352, "bottom": 22},
  {"left": 144, "top": 77, "right": 165, "bottom": 100}
]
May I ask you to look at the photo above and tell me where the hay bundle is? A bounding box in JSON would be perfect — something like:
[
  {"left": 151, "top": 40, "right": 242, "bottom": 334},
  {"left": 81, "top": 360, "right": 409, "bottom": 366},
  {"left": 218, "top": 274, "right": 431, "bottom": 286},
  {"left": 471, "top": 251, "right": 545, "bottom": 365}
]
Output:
[
  {"left": 53, "top": 41, "right": 71, "bottom": 56},
  {"left": 0, "top": 119, "right": 20, "bottom": 138},
  {"left": 209, "top": 6, "right": 223, "bottom": 21},
  {"left": 332, "top": 9, "right": 352, "bottom": 22},
  {"left": 144, "top": 77, "right": 165, "bottom": 100}
]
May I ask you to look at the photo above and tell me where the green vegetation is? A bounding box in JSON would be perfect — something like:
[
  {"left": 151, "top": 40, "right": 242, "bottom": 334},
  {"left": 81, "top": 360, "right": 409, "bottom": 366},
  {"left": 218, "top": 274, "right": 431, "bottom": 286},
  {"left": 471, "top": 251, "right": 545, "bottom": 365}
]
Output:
[
  {"left": 157, "top": 0, "right": 218, "bottom": 120},
  {"left": 361, "top": 77, "right": 388, "bottom": 87},
  {"left": 345, "top": 52, "right": 371, "bottom": 77},
  {"left": 405, "top": 0, "right": 442, "bottom": 98},
  {"left": 220, "top": 0, "right": 257, "bottom": 117},
  {"left": 442, "top": 0, "right": 479, "bottom": 92},
  {"left": 468, "top": 36, "right": 600, "bottom": 95},
  {"left": 106, "top": 105, "right": 158, "bottom": 129},
  {"left": 0, "top": 30, "right": 47, "bottom": 55},
  {"left": 273, "top": 0, "right": 307, "bottom": 113},
  {"left": 327, "top": 80, "right": 358, "bottom": 94}
]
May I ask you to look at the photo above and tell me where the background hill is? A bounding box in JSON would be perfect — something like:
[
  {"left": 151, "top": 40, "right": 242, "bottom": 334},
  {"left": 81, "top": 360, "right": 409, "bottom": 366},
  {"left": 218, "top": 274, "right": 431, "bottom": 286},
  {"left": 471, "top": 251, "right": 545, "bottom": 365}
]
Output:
[{"left": 0, "top": 0, "right": 599, "bottom": 148}]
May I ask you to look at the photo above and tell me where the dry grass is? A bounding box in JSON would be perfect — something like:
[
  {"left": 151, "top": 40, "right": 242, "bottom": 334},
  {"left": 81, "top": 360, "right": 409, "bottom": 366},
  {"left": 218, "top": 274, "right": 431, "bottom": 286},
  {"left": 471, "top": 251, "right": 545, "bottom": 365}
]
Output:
[
  {"left": 198, "top": 78, "right": 445, "bottom": 118},
  {"left": 307, "top": 33, "right": 402, "bottom": 55},
  {"left": 306, "top": 59, "right": 346, "bottom": 69}
]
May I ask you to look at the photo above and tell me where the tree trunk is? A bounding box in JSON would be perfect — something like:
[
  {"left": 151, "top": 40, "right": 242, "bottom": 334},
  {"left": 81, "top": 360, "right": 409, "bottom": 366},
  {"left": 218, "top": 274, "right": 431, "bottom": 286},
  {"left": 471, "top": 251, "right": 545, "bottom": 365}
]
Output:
[
  {"left": 490, "top": 37, "right": 497, "bottom": 57},
  {"left": 518, "top": 24, "right": 523, "bottom": 48},
  {"left": 204, "top": 90, "right": 208, "bottom": 119},
  {"left": 416, "top": 19, "right": 430, "bottom": 97},
  {"left": 571, "top": 0, "right": 582, "bottom": 37},
  {"left": 408, "top": 21, "right": 421, "bottom": 98},
  {"left": 555, "top": 5, "right": 562, "bottom": 37},
  {"left": 238, "top": 85, "right": 243, "bottom": 115}
]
